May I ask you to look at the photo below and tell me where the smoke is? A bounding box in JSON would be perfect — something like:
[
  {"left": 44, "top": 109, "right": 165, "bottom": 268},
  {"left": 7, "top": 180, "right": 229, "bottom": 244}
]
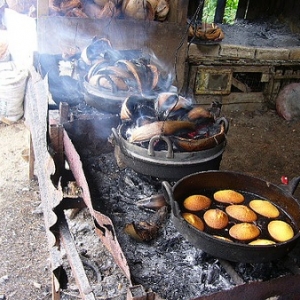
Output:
[
  {"left": 143, "top": 48, "right": 175, "bottom": 91},
  {"left": 3, "top": 8, "right": 37, "bottom": 69}
]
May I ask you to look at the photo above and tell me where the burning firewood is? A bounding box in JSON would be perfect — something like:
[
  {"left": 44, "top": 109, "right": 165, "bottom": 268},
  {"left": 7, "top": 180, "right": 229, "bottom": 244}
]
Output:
[
  {"left": 124, "top": 206, "right": 168, "bottom": 242},
  {"left": 136, "top": 194, "right": 167, "bottom": 211},
  {"left": 128, "top": 120, "right": 196, "bottom": 143}
]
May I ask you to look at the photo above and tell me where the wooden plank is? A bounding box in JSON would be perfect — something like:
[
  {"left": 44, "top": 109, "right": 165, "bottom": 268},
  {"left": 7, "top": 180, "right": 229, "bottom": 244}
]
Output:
[
  {"left": 269, "top": 69, "right": 284, "bottom": 105},
  {"left": 52, "top": 273, "right": 61, "bottom": 300},
  {"left": 235, "top": 0, "right": 248, "bottom": 19},
  {"left": 188, "top": 64, "right": 270, "bottom": 74},
  {"left": 168, "top": 0, "right": 189, "bottom": 25},
  {"left": 184, "top": 64, "right": 198, "bottom": 96},
  {"left": 214, "top": 0, "right": 226, "bottom": 23},
  {"left": 59, "top": 211, "right": 96, "bottom": 300},
  {"left": 49, "top": 124, "right": 64, "bottom": 187},
  {"left": 231, "top": 77, "right": 251, "bottom": 92},
  {"left": 230, "top": 65, "right": 270, "bottom": 73},
  {"left": 220, "top": 92, "right": 267, "bottom": 112},
  {"left": 193, "top": 92, "right": 267, "bottom": 112}
]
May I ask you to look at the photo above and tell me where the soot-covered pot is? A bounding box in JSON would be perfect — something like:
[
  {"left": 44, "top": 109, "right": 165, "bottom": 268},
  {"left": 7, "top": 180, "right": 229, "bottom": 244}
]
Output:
[
  {"left": 112, "top": 117, "right": 228, "bottom": 181},
  {"left": 162, "top": 171, "right": 300, "bottom": 263}
]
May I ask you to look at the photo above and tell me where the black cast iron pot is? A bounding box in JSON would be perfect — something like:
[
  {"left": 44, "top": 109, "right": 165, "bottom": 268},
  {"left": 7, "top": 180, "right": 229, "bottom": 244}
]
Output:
[
  {"left": 162, "top": 171, "right": 300, "bottom": 263},
  {"left": 84, "top": 80, "right": 127, "bottom": 114},
  {"left": 111, "top": 118, "right": 228, "bottom": 181}
]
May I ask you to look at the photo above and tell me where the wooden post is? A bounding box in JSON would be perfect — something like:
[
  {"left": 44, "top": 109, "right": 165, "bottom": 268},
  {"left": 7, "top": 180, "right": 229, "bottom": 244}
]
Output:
[
  {"left": 236, "top": 0, "right": 249, "bottom": 19},
  {"left": 49, "top": 124, "right": 64, "bottom": 187},
  {"left": 214, "top": 0, "right": 227, "bottom": 23},
  {"left": 52, "top": 273, "right": 61, "bottom": 300},
  {"left": 59, "top": 102, "right": 69, "bottom": 124}
]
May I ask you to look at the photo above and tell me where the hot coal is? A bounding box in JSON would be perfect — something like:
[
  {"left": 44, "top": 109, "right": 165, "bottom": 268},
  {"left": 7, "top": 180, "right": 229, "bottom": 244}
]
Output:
[{"left": 65, "top": 124, "right": 295, "bottom": 299}]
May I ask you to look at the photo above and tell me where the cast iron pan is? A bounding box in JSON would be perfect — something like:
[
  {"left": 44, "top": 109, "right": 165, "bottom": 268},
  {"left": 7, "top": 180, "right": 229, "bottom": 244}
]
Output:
[
  {"left": 162, "top": 171, "right": 300, "bottom": 263},
  {"left": 111, "top": 118, "right": 228, "bottom": 181}
]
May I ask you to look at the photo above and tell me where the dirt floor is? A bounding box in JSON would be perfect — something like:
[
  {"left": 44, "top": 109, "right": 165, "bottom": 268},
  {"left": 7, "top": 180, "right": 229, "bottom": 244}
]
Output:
[
  {"left": 221, "top": 108, "right": 300, "bottom": 202},
  {"left": 0, "top": 106, "right": 300, "bottom": 300},
  {"left": 0, "top": 120, "right": 51, "bottom": 300}
]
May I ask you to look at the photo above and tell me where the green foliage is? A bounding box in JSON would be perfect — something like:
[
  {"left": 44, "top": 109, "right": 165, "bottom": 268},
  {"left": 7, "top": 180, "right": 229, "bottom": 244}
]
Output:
[
  {"left": 202, "top": 0, "right": 218, "bottom": 23},
  {"left": 224, "top": 0, "right": 239, "bottom": 24},
  {"left": 202, "top": 0, "right": 239, "bottom": 24}
]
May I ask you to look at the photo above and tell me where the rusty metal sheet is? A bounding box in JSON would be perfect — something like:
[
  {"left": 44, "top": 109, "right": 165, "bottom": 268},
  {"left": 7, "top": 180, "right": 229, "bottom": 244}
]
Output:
[
  {"left": 193, "top": 273, "right": 300, "bottom": 300},
  {"left": 26, "top": 69, "right": 97, "bottom": 298},
  {"left": 63, "top": 127, "right": 132, "bottom": 282},
  {"left": 25, "top": 68, "right": 65, "bottom": 292},
  {"left": 26, "top": 67, "right": 160, "bottom": 299}
]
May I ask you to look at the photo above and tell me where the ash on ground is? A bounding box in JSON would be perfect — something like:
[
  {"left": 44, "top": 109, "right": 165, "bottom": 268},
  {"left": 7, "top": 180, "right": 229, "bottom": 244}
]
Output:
[
  {"left": 221, "top": 18, "right": 300, "bottom": 48},
  {"left": 63, "top": 208, "right": 130, "bottom": 299},
  {"left": 67, "top": 138, "right": 292, "bottom": 300}
]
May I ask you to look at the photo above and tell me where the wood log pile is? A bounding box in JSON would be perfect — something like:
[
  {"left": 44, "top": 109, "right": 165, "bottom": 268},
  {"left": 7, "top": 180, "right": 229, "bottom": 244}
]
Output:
[{"left": 49, "top": 0, "right": 170, "bottom": 21}]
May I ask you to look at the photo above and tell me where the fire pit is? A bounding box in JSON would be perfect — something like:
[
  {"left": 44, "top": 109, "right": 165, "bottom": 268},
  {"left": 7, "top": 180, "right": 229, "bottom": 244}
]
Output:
[
  {"left": 27, "top": 1, "right": 300, "bottom": 297},
  {"left": 26, "top": 70, "right": 300, "bottom": 299},
  {"left": 61, "top": 116, "right": 300, "bottom": 299}
]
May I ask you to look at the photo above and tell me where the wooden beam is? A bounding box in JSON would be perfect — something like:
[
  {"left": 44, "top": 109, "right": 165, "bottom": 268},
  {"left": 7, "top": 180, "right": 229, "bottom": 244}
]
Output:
[
  {"left": 231, "top": 77, "right": 251, "bottom": 92},
  {"left": 214, "top": 0, "right": 226, "bottom": 23},
  {"left": 236, "top": 0, "right": 249, "bottom": 19}
]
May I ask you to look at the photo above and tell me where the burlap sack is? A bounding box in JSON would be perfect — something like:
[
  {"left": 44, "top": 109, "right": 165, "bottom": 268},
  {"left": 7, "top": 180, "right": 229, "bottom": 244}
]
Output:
[{"left": 0, "top": 61, "right": 28, "bottom": 122}]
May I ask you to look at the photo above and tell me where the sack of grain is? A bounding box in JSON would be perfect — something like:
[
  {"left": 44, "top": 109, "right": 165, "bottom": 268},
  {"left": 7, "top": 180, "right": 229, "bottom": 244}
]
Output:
[{"left": 0, "top": 61, "right": 28, "bottom": 122}]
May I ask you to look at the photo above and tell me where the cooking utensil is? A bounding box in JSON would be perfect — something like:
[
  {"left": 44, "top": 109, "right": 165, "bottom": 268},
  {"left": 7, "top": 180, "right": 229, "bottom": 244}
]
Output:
[
  {"left": 162, "top": 171, "right": 300, "bottom": 263},
  {"left": 111, "top": 118, "right": 228, "bottom": 180}
]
